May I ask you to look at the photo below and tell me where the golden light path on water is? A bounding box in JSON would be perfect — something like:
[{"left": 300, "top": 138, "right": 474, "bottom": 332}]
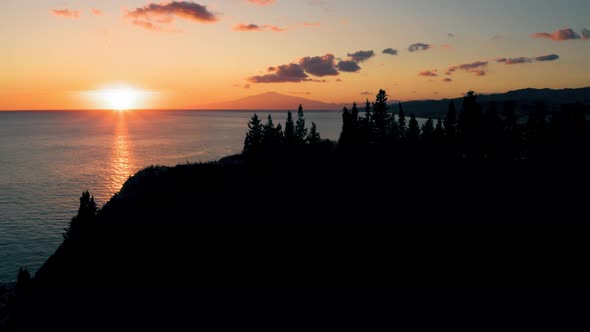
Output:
[{"left": 108, "top": 112, "right": 135, "bottom": 196}]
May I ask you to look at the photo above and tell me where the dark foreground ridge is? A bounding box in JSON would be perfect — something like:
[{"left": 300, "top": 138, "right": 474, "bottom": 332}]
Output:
[{"left": 6, "top": 90, "right": 590, "bottom": 330}]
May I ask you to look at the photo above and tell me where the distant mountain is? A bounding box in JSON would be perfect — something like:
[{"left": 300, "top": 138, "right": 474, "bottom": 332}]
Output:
[
  {"left": 198, "top": 92, "right": 342, "bottom": 111},
  {"left": 401, "top": 87, "right": 590, "bottom": 118}
]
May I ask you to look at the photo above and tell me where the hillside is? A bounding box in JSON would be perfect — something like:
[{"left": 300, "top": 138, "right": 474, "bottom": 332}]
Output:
[
  {"left": 402, "top": 87, "right": 590, "bottom": 118},
  {"left": 198, "top": 92, "right": 342, "bottom": 111}
]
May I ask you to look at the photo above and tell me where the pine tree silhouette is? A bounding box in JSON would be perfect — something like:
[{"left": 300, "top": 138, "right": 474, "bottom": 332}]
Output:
[
  {"left": 421, "top": 118, "right": 434, "bottom": 141},
  {"left": 407, "top": 114, "right": 421, "bottom": 143},
  {"left": 295, "top": 104, "right": 308, "bottom": 144},
  {"left": 434, "top": 118, "right": 445, "bottom": 139},
  {"left": 64, "top": 191, "right": 98, "bottom": 241},
  {"left": 372, "top": 89, "right": 390, "bottom": 143},
  {"left": 243, "top": 114, "right": 264, "bottom": 153},
  {"left": 444, "top": 100, "right": 457, "bottom": 139},
  {"left": 262, "top": 114, "right": 282, "bottom": 146},
  {"left": 398, "top": 103, "right": 407, "bottom": 140},
  {"left": 307, "top": 122, "right": 321, "bottom": 144},
  {"left": 284, "top": 111, "right": 296, "bottom": 145},
  {"left": 339, "top": 107, "right": 353, "bottom": 145}
]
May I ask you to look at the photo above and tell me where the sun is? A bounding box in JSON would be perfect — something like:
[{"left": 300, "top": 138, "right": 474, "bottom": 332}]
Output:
[
  {"left": 86, "top": 84, "right": 151, "bottom": 111},
  {"left": 101, "top": 87, "right": 142, "bottom": 111}
]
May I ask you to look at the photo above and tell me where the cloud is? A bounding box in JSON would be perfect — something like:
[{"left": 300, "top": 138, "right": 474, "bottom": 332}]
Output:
[
  {"left": 299, "top": 54, "right": 339, "bottom": 77},
  {"left": 440, "top": 44, "right": 452, "bottom": 49},
  {"left": 532, "top": 28, "right": 581, "bottom": 41},
  {"left": 382, "top": 48, "right": 398, "bottom": 56},
  {"left": 442, "top": 78, "right": 453, "bottom": 83},
  {"left": 233, "top": 24, "right": 263, "bottom": 31},
  {"left": 91, "top": 9, "right": 102, "bottom": 16},
  {"left": 418, "top": 70, "right": 438, "bottom": 77},
  {"left": 360, "top": 91, "right": 372, "bottom": 96},
  {"left": 303, "top": 22, "right": 321, "bottom": 27},
  {"left": 448, "top": 33, "right": 455, "bottom": 38},
  {"left": 495, "top": 58, "right": 507, "bottom": 63},
  {"left": 408, "top": 43, "right": 431, "bottom": 52},
  {"left": 126, "top": 1, "right": 218, "bottom": 31},
  {"left": 233, "top": 23, "right": 286, "bottom": 32},
  {"left": 347, "top": 50, "right": 375, "bottom": 63},
  {"left": 265, "top": 25, "right": 287, "bottom": 32},
  {"left": 535, "top": 54, "right": 560, "bottom": 62},
  {"left": 51, "top": 9, "right": 80, "bottom": 18},
  {"left": 248, "top": 63, "right": 309, "bottom": 83},
  {"left": 582, "top": 29, "right": 590, "bottom": 40},
  {"left": 447, "top": 61, "right": 488, "bottom": 76},
  {"left": 504, "top": 57, "right": 532, "bottom": 65},
  {"left": 247, "top": 0, "right": 277, "bottom": 5},
  {"left": 337, "top": 60, "right": 361, "bottom": 73}
]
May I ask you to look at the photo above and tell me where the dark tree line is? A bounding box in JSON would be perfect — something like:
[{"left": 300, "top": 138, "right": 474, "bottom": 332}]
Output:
[
  {"left": 244, "top": 104, "right": 323, "bottom": 154},
  {"left": 336, "top": 89, "right": 590, "bottom": 162},
  {"left": 244, "top": 88, "right": 590, "bottom": 162}
]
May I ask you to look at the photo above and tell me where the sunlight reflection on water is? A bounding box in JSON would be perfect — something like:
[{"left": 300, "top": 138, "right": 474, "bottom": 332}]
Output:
[{"left": 108, "top": 114, "right": 134, "bottom": 196}]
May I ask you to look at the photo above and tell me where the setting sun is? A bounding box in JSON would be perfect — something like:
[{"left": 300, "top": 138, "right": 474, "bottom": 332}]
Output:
[
  {"left": 85, "top": 84, "right": 151, "bottom": 111},
  {"left": 103, "top": 88, "right": 138, "bottom": 111}
]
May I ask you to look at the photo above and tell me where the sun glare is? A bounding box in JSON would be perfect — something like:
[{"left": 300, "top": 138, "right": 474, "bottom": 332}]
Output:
[{"left": 87, "top": 84, "right": 150, "bottom": 111}]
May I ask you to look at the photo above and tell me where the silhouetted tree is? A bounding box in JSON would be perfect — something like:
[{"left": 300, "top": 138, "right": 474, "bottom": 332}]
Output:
[
  {"left": 434, "top": 118, "right": 445, "bottom": 139},
  {"left": 262, "top": 114, "right": 282, "bottom": 146},
  {"left": 501, "top": 101, "right": 520, "bottom": 160},
  {"left": 295, "top": 105, "right": 308, "bottom": 144},
  {"left": 339, "top": 107, "right": 353, "bottom": 145},
  {"left": 307, "top": 122, "right": 321, "bottom": 144},
  {"left": 444, "top": 101, "right": 457, "bottom": 139},
  {"left": 483, "top": 101, "right": 502, "bottom": 159},
  {"left": 284, "top": 111, "right": 296, "bottom": 145},
  {"left": 421, "top": 118, "right": 434, "bottom": 141},
  {"left": 243, "top": 114, "right": 264, "bottom": 153},
  {"left": 459, "top": 91, "right": 483, "bottom": 158},
  {"left": 407, "top": 114, "right": 421, "bottom": 143},
  {"left": 372, "top": 89, "right": 390, "bottom": 143},
  {"left": 64, "top": 191, "right": 97, "bottom": 241},
  {"left": 350, "top": 102, "right": 361, "bottom": 144},
  {"left": 398, "top": 103, "right": 407, "bottom": 140},
  {"left": 15, "top": 267, "right": 31, "bottom": 294}
]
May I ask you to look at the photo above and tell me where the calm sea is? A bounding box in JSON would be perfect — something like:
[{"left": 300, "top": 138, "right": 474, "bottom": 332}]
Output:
[{"left": 0, "top": 110, "right": 344, "bottom": 281}]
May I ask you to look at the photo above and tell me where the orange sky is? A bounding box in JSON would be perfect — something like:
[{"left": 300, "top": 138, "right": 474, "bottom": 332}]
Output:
[{"left": 1, "top": 0, "right": 589, "bottom": 110}]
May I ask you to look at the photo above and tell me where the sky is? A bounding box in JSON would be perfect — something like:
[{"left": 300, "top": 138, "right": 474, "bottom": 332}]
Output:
[{"left": 1, "top": 0, "right": 589, "bottom": 110}]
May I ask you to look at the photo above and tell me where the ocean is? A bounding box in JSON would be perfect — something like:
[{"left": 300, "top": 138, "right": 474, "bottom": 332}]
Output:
[{"left": 0, "top": 110, "right": 344, "bottom": 281}]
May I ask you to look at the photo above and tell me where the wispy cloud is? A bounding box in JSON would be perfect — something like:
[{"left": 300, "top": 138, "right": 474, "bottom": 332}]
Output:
[
  {"left": 418, "top": 70, "right": 438, "bottom": 77},
  {"left": 500, "top": 57, "right": 532, "bottom": 65},
  {"left": 497, "top": 54, "right": 560, "bottom": 64},
  {"left": 51, "top": 9, "right": 80, "bottom": 18},
  {"left": 126, "top": 1, "right": 218, "bottom": 31},
  {"left": 408, "top": 43, "right": 431, "bottom": 52},
  {"left": 91, "top": 9, "right": 103, "bottom": 16},
  {"left": 532, "top": 28, "right": 581, "bottom": 41},
  {"left": 247, "top": 0, "right": 277, "bottom": 5},
  {"left": 582, "top": 29, "right": 590, "bottom": 40},
  {"left": 233, "top": 24, "right": 263, "bottom": 31},
  {"left": 442, "top": 78, "right": 453, "bottom": 83},
  {"left": 303, "top": 22, "right": 321, "bottom": 27},
  {"left": 535, "top": 54, "right": 560, "bottom": 62},
  {"left": 347, "top": 50, "right": 375, "bottom": 63},
  {"left": 382, "top": 48, "right": 398, "bottom": 56},
  {"left": 447, "top": 61, "right": 488, "bottom": 76},
  {"left": 233, "top": 23, "right": 287, "bottom": 32}
]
